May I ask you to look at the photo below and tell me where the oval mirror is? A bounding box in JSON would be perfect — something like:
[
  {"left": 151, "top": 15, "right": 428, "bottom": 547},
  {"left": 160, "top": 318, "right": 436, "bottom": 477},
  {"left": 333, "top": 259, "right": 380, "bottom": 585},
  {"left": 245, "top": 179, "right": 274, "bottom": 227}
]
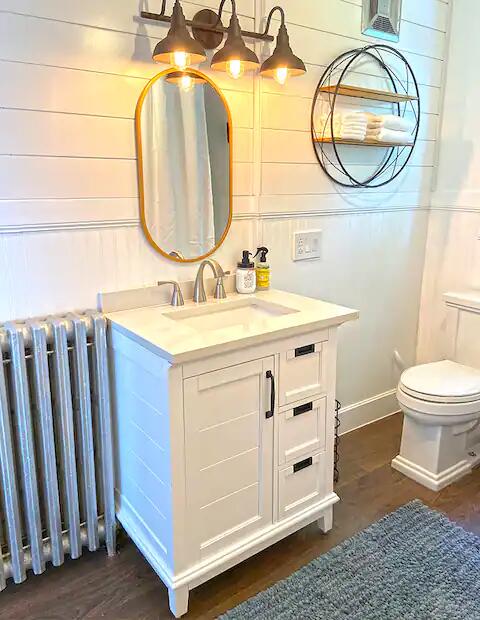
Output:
[{"left": 136, "top": 68, "right": 232, "bottom": 262}]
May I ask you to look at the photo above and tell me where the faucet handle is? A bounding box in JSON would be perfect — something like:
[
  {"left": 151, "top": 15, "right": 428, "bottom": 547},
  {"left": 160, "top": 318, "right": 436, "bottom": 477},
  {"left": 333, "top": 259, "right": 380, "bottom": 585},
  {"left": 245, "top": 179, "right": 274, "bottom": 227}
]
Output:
[
  {"left": 214, "top": 271, "right": 231, "bottom": 300},
  {"left": 157, "top": 281, "right": 185, "bottom": 307}
]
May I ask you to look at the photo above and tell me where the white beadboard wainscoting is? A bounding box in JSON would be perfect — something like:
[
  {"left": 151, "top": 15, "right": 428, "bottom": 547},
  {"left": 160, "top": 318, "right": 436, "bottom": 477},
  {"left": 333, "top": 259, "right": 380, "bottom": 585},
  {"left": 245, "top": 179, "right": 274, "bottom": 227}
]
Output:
[{"left": 0, "top": 0, "right": 450, "bottom": 427}]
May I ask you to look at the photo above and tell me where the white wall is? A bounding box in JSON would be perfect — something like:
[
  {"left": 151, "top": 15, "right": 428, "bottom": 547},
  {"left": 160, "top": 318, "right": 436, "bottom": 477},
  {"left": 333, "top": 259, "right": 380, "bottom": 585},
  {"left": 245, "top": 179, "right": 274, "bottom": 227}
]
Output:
[
  {"left": 417, "top": 0, "right": 480, "bottom": 363},
  {"left": 0, "top": 0, "right": 449, "bottom": 430}
]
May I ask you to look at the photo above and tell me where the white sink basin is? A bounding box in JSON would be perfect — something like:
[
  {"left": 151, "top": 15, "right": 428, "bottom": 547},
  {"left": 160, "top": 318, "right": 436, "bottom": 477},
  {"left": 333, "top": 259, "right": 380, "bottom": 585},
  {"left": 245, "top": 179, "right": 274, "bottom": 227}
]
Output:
[{"left": 165, "top": 297, "right": 298, "bottom": 332}]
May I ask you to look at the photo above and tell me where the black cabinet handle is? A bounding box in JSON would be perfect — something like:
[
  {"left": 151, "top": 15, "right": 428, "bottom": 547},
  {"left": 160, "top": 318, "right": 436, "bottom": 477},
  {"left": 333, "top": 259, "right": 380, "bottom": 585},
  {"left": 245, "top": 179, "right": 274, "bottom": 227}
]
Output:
[
  {"left": 266, "top": 370, "right": 275, "bottom": 419},
  {"left": 293, "top": 457, "right": 313, "bottom": 473},
  {"left": 295, "top": 344, "right": 315, "bottom": 357},
  {"left": 293, "top": 402, "right": 313, "bottom": 416}
]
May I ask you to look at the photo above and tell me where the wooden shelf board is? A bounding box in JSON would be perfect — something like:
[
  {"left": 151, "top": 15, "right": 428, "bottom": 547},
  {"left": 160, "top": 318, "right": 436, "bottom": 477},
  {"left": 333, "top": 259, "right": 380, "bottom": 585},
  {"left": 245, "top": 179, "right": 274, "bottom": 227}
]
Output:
[
  {"left": 314, "top": 137, "right": 414, "bottom": 147},
  {"left": 318, "top": 84, "right": 418, "bottom": 103}
]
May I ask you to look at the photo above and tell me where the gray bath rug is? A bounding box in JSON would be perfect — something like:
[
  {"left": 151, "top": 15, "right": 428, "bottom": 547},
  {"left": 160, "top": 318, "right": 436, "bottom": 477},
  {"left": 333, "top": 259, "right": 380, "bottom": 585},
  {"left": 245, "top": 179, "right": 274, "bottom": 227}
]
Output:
[{"left": 219, "top": 500, "right": 480, "bottom": 619}]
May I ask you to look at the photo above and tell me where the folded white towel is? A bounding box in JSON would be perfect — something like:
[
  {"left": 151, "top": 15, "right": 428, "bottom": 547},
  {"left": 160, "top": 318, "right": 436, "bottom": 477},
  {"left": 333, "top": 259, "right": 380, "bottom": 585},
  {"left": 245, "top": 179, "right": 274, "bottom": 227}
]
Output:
[
  {"left": 369, "top": 114, "right": 415, "bottom": 133},
  {"left": 315, "top": 112, "right": 368, "bottom": 140},
  {"left": 343, "top": 111, "right": 368, "bottom": 122},
  {"left": 339, "top": 132, "right": 367, "bottom": 141},
  {"left": 366, "top": 127, "right": 413, "bottom": 145},
  {"left": 316, "top": 125, "right": 366, "bottom": 141},
  {"left": 342, "top": 122, "right": 368, "bottom": 131},
  {"left": 319, "top": 130, "right": 367, "bottom": 141}
]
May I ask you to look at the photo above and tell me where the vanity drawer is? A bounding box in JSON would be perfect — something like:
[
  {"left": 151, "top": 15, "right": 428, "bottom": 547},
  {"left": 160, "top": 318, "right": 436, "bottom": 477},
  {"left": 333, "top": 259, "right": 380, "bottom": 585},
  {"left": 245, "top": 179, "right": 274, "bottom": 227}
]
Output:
[
  {"left": 278, "top": 341, "right": 325, "bottom": 406},
  {"left": 278, "top": 397, "right": 326, "bottom": 466},
  {"left": 278, "top": 452, "right": 325, "bottom": 520}
]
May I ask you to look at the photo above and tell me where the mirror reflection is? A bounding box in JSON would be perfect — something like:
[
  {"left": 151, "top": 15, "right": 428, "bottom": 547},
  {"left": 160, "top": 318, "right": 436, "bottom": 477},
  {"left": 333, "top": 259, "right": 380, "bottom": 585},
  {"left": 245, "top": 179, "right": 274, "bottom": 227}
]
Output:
[{"left": 137, "top": 69, "right": 232, "bottom": 261}]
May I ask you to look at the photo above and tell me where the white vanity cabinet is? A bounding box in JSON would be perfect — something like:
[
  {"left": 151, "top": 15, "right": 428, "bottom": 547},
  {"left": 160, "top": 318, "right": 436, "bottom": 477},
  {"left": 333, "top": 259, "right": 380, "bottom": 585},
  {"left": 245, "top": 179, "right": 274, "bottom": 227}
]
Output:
[{"left": 107, "top": 290, "right": 357, "bottom": 617}]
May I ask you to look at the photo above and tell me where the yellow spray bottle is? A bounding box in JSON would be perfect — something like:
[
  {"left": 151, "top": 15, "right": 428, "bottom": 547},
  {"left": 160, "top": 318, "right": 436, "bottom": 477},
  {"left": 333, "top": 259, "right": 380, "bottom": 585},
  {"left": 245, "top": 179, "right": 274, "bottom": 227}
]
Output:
[{"left": 253, "top": 246, "right": 270, "bottom": 290}]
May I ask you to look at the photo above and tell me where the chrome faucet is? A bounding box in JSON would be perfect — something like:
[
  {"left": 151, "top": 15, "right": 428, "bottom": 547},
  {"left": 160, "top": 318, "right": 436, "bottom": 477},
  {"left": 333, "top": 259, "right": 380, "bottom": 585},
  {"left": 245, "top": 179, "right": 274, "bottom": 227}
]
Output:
[
  {"left": 157, "top": 281, "right": 185, "bottom": 306},
  {"left": 193, "top": 260, "right": 229, "bottom": 303}
]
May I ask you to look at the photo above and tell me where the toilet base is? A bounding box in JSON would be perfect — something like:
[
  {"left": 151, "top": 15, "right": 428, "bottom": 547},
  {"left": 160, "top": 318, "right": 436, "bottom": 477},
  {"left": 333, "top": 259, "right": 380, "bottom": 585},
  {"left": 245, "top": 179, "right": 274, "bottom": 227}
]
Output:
[
  {"left": 391, "top": 454, "right": 472, "bottom": 491},
  {"left": 391, "top": 412, "right": 480, "bottom": 491}
]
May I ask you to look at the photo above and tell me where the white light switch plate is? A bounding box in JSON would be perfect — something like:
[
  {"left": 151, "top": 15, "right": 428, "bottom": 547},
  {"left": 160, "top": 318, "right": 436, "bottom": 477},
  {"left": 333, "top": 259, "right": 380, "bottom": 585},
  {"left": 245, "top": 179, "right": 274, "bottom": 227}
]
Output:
[{"left": 292, "top": 230, "right": 322, "bottom": 261}]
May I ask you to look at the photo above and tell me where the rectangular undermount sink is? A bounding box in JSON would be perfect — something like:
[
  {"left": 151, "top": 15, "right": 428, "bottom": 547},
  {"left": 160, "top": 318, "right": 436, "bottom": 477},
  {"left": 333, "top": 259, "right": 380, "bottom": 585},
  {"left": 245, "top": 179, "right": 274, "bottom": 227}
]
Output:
[{"left": 165, "top": 297, "right": 299, "bottom": 332}]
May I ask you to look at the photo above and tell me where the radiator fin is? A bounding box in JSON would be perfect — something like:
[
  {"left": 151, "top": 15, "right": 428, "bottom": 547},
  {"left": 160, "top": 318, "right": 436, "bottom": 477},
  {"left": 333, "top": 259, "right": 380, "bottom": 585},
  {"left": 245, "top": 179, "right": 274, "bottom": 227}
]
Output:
[
  {"left": 0, "top": 333, "right": 25, "bottom": 584},
  {"left": 5, "top": 323, "right": 45, "bottom": 576},
  {"left": 51, "top": 319, "right": 82, "bottom": 560},
  {"left": 91, "top": 314, "right": 116, "bottom": 557},
  {"left": 70, "top": 315, "right": 99, "bottom": 552},
  {"left": 29, "top": 321, "right": 64, "bottom": 567}
]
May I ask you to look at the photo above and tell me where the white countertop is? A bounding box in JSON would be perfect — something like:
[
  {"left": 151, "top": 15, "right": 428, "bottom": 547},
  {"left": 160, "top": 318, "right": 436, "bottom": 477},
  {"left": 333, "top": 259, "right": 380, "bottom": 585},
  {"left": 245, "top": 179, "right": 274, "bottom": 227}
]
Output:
[{"left": 107, "top": 289, "right": 358, "bottom": 364}]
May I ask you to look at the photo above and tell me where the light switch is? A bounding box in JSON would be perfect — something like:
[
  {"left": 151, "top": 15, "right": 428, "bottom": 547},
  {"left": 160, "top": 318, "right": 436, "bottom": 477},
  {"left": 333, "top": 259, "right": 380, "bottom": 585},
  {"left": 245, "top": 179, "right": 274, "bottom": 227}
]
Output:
[{"left": 293, "top": 230, "right": 322, "bottom": 261}]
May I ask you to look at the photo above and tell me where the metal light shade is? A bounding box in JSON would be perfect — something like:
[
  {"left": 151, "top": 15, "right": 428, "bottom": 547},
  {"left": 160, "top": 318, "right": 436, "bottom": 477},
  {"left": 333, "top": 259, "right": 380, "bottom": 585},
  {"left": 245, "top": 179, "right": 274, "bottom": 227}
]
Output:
[
  {"left": 260, "top": 23, "right": 306, "bottom": 79},
  {"left": 211, "top": 12, "right": 259, "bottom": 73},
  {"left": 152, "top": 0, "right": 206, "bottom": 65}
]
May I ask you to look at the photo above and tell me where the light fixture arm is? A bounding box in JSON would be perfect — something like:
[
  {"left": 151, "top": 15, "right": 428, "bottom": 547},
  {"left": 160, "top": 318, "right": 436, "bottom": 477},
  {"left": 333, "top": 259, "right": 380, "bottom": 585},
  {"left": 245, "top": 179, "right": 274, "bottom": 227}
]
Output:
[
  {"left": 159, "top": 0, "right": 167, "bottom": 15},
  {"left": 216, "top": 0, "right": 237, "bottom": 25},
  {"left": 261, "top": 5, "right": 286, "bottom": 37}
]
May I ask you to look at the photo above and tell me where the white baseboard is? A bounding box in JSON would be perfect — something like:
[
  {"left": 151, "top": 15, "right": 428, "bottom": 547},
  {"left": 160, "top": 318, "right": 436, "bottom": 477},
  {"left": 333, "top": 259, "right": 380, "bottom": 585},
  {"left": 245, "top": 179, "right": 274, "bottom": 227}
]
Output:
[
  {"left": 391, "top": 455, "right": 472, "bottom": 491},
  {"left": 339, "top": 389, "right": 400, "bottom": 436}
]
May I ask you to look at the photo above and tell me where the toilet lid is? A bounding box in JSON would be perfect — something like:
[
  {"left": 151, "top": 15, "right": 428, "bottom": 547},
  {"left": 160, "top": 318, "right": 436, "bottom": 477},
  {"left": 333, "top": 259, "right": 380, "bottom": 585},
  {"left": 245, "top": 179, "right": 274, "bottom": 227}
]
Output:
[{"left": 400, "top": 360, "right": 480, "bottom": 403}]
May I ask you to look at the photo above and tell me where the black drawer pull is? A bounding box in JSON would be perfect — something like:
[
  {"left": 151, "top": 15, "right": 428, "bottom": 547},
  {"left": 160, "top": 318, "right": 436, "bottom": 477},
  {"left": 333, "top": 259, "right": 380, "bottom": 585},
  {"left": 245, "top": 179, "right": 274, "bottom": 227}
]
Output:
[
  {"left": 265, "top": 370, "right": 275, "bottom": 419},
  {"left": 293, "top": 457, "right": 313, "bottom": 473},
  {"left": 293, "top": 402, "right": 313, "bottom": 416},
  {"left": 295, "top": 344, "right": 315, "bottom": 357}
]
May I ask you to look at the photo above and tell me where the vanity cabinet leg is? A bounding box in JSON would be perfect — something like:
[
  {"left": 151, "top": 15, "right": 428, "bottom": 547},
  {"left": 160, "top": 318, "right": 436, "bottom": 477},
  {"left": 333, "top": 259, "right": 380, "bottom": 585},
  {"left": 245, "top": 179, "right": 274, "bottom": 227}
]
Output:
[
  {"left": 317, "top": 506, "right": 333, "bottom": 533},
  {"left": 168, "top": 585, "right": 189, "bottom": 618}
]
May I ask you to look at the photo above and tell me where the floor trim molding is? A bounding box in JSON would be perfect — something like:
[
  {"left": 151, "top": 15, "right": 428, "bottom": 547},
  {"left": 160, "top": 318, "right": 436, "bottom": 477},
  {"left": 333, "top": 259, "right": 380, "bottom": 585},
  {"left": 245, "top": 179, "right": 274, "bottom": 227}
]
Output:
[{"left": 340, "top": 389, "right": 400, "bottom": 435}]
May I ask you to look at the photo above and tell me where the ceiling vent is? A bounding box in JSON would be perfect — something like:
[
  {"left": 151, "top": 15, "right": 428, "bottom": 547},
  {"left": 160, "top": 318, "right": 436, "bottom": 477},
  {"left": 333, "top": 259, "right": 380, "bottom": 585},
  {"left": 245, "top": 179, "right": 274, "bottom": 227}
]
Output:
[{"left": 362, "top": 0, "right": 402, "bottom": 42}]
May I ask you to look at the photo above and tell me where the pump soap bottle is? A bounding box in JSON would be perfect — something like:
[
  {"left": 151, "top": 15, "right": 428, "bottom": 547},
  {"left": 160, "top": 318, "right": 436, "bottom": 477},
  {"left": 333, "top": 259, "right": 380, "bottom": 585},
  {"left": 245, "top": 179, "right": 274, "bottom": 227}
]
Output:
[
  {"left": 254, "top": 246, "right": 270, "bottom": 290},
  {"left": 236, "top": 250, "right": 256, "bottom": 294}
]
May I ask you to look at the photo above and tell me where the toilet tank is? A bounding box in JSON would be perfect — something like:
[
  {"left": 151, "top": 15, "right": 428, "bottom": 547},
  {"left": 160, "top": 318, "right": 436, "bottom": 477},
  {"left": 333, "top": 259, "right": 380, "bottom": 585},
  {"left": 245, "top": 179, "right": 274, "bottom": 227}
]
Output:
[{"left": 444, "top": 291, "right": 480, "bottom": 368}]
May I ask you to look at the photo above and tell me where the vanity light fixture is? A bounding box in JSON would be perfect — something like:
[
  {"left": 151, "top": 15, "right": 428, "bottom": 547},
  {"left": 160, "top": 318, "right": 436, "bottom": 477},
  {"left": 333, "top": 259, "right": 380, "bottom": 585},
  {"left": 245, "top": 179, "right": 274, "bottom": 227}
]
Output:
[
  {"left": 142, "top": 2, "right": 306, "bottom": 85},
  {"left": 259, "top": 7, "right": 306, "bottom": 85},
  {"left": 152, "top": 0, "right": 207, "bottom": 69},
  {"left": 210, "top": 1, "right": 259, "bottom": 79}
]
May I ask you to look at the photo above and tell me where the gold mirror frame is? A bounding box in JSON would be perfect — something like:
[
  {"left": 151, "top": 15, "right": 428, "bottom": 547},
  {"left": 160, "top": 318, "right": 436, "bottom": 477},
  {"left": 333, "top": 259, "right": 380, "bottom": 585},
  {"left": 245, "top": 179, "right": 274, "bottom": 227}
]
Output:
[{"left": 135, "top": 67, "right": 233, "bottom": 263}]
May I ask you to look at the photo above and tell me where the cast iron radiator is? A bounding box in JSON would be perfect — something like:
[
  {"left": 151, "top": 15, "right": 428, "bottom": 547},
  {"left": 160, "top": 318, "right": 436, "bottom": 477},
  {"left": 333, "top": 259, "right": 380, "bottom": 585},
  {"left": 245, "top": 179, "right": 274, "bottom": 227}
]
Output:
[{"left": 0, "top": 312, "right": 115, "bottom": 588}]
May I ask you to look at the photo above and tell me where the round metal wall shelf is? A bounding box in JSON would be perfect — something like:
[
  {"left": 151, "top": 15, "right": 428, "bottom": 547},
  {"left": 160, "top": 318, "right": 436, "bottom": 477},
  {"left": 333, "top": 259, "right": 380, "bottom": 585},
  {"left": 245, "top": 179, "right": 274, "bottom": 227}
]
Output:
[{"left": 311, "top": 44, "right": 421, "bottom": 189}]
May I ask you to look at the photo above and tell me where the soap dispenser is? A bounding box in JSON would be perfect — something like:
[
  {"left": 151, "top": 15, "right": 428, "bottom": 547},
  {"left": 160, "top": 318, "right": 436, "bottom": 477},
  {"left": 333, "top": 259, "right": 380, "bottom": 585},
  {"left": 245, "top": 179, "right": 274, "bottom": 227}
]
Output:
[
  {"left": 253, "top": 246, "right": 270, "bottom": 290},
  {"left": 236, "top": 250, "right": 256, "bottom": 294}
]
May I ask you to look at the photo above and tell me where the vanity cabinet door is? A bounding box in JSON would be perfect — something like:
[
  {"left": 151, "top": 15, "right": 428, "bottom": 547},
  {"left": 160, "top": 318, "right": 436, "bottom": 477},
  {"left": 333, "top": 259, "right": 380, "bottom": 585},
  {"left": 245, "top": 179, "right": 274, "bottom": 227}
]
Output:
[{"left": 184, "top": 357, "right": 275, "bottom": 560}]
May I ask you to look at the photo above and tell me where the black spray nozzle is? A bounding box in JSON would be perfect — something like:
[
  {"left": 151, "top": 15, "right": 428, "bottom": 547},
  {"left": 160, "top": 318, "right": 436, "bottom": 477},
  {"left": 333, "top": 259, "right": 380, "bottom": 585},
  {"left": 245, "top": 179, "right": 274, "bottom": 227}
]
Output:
[{"left": 253, "top": 246, "right": 269, "bottom": 262}]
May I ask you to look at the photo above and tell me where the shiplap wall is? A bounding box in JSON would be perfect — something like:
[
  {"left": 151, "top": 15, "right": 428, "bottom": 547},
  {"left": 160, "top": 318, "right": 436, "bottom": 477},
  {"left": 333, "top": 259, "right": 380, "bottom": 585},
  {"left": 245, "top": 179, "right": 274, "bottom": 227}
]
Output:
[
  {"left": 417, "top": 0, "right": 480, "bottom": 364},
  {"left": 0, "top": 0, "right": 450, "bottom": 430}
]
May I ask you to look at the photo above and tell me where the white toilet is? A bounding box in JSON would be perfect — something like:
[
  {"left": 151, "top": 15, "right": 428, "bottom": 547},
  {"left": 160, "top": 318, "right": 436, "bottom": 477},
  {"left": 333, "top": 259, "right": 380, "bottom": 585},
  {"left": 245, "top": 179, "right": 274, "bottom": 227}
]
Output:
[{"left": 392, "top": 291, "right": 480, "bottom": 491}]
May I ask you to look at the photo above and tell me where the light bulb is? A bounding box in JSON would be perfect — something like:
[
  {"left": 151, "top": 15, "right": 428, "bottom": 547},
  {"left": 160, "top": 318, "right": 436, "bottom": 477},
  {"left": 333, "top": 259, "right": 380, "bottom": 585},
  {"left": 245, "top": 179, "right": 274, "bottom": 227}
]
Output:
[
  {"left": 172, "top": 50, "right": 190, "bottom": 70},
  {"left": 226, "top": 59, "right": 244, "bottom": 80},
  {"left": 274, "top": 67, "right": 289, "bottom": 85},
  {"left": 180, "top": 75, "right": 194, "bottom": 92}
]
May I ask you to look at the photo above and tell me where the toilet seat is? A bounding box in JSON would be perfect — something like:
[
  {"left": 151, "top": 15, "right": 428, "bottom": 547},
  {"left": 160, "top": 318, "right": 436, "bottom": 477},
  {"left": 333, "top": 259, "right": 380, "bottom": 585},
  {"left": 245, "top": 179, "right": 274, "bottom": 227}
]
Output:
[
  {"left": 397, "top": 385, "right": 480, "bottom": 419},
  {"left": 399, "top": 360, "right": 480, "bottom": 404}
]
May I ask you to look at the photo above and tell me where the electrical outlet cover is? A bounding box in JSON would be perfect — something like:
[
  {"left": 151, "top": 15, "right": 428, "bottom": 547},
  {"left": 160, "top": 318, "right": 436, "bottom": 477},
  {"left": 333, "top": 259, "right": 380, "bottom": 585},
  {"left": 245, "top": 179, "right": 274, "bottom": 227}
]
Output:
[{"left": 292, "top": 230, "right": 322, "bottom": 261}]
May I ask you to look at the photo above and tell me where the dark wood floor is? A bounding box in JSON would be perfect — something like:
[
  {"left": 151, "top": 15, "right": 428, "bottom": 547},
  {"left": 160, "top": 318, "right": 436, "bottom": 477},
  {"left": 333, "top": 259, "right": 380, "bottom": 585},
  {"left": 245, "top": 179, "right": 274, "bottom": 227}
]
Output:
[{"left": 2, "top": 413, "right": 480, "bottom": 619}]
